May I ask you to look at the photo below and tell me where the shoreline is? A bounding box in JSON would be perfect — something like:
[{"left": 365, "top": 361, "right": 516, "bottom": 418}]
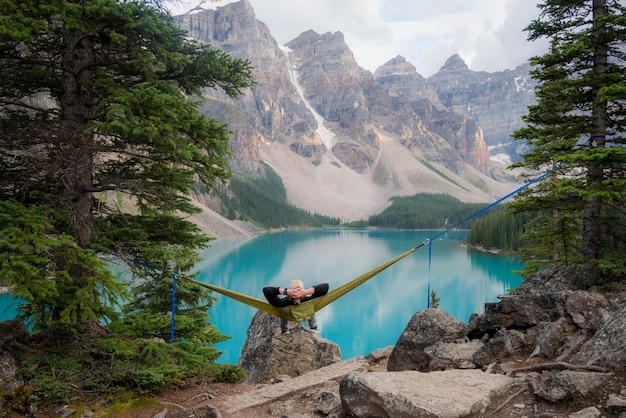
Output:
[{"left": 462, "top": 243, "right": 518, "bottom": 256}]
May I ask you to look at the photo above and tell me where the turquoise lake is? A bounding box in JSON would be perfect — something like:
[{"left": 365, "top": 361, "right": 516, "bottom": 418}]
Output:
[
  {"left": 194, "top": 229, "right": 523, "bottom": 364},
  {"left": 0, "top": 229, "right": 523, "bottom": 364}
]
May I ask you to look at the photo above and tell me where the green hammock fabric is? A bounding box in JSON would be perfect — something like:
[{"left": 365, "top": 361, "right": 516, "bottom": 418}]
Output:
[
  {"left": 290, "top": 302, "right": 315, "bottom": 322},
  {"left": 187, "top": 246, "right": 418, "bottom": 322}
]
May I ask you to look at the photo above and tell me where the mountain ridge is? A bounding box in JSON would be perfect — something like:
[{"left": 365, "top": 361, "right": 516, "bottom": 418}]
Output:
[{"left": 174, "top": 0, "right": 534, "bottom": 228}]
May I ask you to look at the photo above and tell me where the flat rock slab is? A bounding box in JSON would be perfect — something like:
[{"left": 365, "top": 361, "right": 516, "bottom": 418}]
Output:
[
  {"left": 341, "top": 369, "right": 515, "bottom": 418},
  {"left": 222, "top": 356, "right": 369, "bottom": 414}
]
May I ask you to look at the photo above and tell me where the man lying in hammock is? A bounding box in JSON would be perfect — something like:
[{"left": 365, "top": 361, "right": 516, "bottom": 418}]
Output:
[{"left": 263, "top": 279, "right": 329, "bottom": 333}]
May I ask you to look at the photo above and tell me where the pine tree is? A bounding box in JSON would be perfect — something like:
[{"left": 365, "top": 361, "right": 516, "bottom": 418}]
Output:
[
  {"left": 0, "top": 0, "right": 253, "bottom": 328},
  {"left": 511, "top": 0, "right": 626, "bottom": 282}
]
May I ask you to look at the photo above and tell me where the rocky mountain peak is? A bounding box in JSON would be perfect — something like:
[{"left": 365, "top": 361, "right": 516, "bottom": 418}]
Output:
[
  {"left": 439, "top": 53, "right": 470, "bottom": 73},
  {"left": 290, "top": 29, "right": 346, "bottom": 45},
  {"left": 184, "top": 0, "right": 267, "bottom": 45},
  {"left": 188, "top": 0, "right": 245, "bottom": 13},
  {"left": 374, "top": 55, "right": 442, "bottom": 106},
  {"left": 429, "top": 55, "right": 537, "bottom": 163},
  {"left": 174, "top": 2, "right": 533, "bottom": 221},
  {"left": 286, "top": 30, "right": 365, "bottom": 81},
  {"left": 374, "top": 55, "right": 418, "bottom": 77}
]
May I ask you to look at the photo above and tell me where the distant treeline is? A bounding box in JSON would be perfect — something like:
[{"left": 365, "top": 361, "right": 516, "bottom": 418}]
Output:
[
  {"left": 465, "top": 209, "right": 534, "bottom": 253},
  {"left": 364, "top": 194, "right": 488, "bottom": 230},
  {"left": 220, "top": 163, "right": 340, "bottom": 229},
  {"left": 359, "top": 193, "right": 531, "bottom": 253}
]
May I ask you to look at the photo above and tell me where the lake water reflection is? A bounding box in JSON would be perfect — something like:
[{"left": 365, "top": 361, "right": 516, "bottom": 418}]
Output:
[{"left": 195, "top": 229, "right": 523, "bottom": 364}]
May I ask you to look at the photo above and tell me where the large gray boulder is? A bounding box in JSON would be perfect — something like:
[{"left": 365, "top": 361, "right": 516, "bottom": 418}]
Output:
[
  {"left": 467, "top": 268, "right": 623, "bottom": 368},
  {"left": 340, "top": 369, "right": 514, "bottom": 417},
  {"left": 570, "top": 295, "right": 626, "bottom": 370},
  {"left": 238, "top": 311, "right": 341, "bottom": 384},
  {"left": 508, "top": 266, "right": 584, "bottom": 295},
  {"left": 564, "top": 290, "right": 610, "bottom": 331},
  {"left": 423, "top": 339, "right": 484, "bottom": 370},
  {"left": 467, "top": 293, "right": 561, "bottom": 339},
  {"left": 467, "top": 267, "right": 585, "bottom": 339},
  {"left": 534, "top": 370, "right": 612, "bottom": 402},
  {"left": 472, "top": 328, "right": 532, "bottom": 367},
  {"left": 387, "top": 308, "right": 467, "bottom": 371},
  {"left": 530, "top": 317, "right": 576, "bottom": 359}
]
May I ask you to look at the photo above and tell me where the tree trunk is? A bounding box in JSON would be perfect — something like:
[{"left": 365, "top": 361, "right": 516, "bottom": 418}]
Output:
[
  {"left": 583, "top": 0, "right": 608, "bottom": 275},
  {"left": 59, "top": 29, "right": 96, "bottom": 248}
]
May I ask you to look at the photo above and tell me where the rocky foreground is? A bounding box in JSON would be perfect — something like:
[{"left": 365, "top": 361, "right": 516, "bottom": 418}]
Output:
[
  {"left": 225, "top": 267, "right": 626, "bottom": 418},
  {"left": 161, "top": 266, "right": 623, "bottom": 418},
  {"left": 2, "top": 267, "right": 625, "bottom": 417}
]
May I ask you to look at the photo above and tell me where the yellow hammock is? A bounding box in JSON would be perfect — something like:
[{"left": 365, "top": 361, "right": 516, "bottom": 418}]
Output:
[{"left": 186, "top": 245, "right": 420, "bottom": 322}]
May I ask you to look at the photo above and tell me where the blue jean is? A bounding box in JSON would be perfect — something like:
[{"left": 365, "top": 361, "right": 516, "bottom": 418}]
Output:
[{"left": 281, "top": 316, "right": 317, "bottom": 332}]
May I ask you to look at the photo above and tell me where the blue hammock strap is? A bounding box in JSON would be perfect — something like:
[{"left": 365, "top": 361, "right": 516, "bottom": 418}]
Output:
[
  {"left": 422, "top": 166, "right": 559, "bottom": 306},
  {"left": 427, "top": 240, "right": 432, "bottom": 308}
]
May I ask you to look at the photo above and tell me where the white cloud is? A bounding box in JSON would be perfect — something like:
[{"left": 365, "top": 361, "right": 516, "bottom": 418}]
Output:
[{"left": 167, "top": 0, "right": 549, "bottom": 77}]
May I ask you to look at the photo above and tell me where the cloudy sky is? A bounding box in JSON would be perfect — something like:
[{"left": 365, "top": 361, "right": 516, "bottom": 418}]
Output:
[{"left": 168, "top": 0, "right": 550, "bottom": 77}]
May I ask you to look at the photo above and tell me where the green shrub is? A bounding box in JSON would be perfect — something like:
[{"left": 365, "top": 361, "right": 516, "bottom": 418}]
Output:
[
  {"left": 430, "top": 290, "right": 440, "bottom": 309},
  {"left": 29, "top": 375, "right": 70, "bottom": 405},
  {"left": 211, "top": 363, "right": 247, "bottom": 383}
]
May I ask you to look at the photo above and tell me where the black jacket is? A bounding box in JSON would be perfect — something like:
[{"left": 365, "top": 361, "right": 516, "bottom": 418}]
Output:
[{"left": 263, "top": 283, "right": 329, "bottom": 307}]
